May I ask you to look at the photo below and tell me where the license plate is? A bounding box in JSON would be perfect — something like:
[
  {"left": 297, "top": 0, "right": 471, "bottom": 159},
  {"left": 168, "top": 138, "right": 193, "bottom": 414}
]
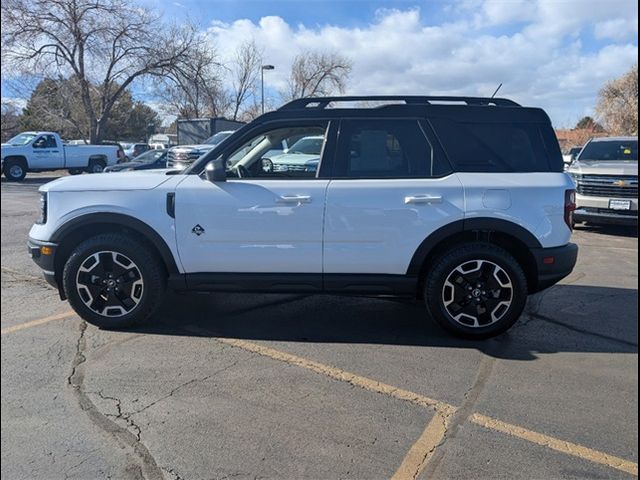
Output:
[{"left": 609, "top": 199, "right": 631, "bottom": 210}]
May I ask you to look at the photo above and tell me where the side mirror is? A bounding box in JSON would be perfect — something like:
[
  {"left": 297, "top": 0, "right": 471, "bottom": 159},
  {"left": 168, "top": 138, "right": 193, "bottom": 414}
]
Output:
[{"left": 205, "top": 157, "right": 226, "bottom": 182}]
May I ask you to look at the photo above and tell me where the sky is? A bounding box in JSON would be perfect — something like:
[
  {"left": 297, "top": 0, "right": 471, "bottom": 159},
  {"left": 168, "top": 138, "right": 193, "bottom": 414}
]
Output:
[{"left": 3, "top": 0, "right": 638, "bottom": 127}]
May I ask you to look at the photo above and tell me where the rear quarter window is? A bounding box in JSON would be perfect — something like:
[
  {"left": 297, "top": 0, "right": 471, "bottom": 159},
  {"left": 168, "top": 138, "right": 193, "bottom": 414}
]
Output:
[{"left": 429, "top": 118, "right": 563, "bottom": 173}]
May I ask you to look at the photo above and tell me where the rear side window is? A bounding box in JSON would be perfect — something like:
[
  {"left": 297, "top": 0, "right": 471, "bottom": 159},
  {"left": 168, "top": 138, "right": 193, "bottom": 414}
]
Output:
[
  {"left": 430, "top": 118, "right": 562, "bottom": 172},
  {"left": 333, "top": 119, "right": 433, "bottom": 178}
]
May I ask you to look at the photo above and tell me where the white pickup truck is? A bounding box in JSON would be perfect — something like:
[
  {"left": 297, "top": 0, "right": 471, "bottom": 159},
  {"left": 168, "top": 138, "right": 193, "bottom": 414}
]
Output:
[{"left": 1, "top": 131, "right": 119, "bottom": 181}]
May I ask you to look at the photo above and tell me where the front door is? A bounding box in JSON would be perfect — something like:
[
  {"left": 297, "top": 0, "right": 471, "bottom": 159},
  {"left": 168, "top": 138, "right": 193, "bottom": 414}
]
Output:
[
  {"left": 174, "top": 122, "right": 332, "bottom": 277},
  {"left": 31, "top": 134, "right": 63, "bottom": 169}
]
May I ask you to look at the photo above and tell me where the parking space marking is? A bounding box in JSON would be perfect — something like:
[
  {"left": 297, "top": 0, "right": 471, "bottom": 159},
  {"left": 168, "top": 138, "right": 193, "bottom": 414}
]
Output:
[
  {"left": 470, "top": 413, "right": 638, "bottom": 477},
  {"left": 217, "top": 337, "right": 638, "bottom": 477},
  {"left": 1, "top": 311, "right": 76, "bottom": 335},
  {"left": 391, "top": 414, "right": 450, "bottom": 480}
]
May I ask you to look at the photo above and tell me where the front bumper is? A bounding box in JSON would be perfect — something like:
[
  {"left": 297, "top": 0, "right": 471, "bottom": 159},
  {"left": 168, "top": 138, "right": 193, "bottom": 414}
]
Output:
[
  {"left": 574, "top": 207, "right": 638, "bottom": 226},
  {"left": 530, "top": 243, "right": 579, "bottom": 293},
  {"left": 27, "top": 238, "right": 59, "bottom": 290}
]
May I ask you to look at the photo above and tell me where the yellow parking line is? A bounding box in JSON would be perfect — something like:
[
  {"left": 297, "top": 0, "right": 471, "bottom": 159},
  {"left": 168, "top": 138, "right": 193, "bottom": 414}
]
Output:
[
  {"left": 218, "top": 337, "right": 638, "bottom": 478},
  {"left": 391, "top": 413, "right": 450, "bottom": 480},
  {"left": 1, "top": 311, "right": 76, "bottom": 335},
  {"left": 470, "top": 413, "right": 638, "bottom": 477}
]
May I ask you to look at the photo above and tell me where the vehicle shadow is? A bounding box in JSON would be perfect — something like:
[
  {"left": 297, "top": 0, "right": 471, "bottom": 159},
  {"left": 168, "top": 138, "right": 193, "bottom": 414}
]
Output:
[
  {"left": 131, "top": 284, "right": 638, "bottom": 361},
  {"left": 0, "top": 176, "right": 64, "bottom": 187}
]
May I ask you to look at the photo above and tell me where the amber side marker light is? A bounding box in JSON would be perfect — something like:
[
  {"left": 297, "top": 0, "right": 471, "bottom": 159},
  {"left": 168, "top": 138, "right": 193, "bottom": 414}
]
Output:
[{"left": 40, "top": 246, "right": 54, "bottom": 256}]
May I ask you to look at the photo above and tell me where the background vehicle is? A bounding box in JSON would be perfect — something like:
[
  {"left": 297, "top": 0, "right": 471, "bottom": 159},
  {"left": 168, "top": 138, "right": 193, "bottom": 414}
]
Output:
[
  {"left": 104, "top": 149, "right": 167, "bottom": 172},
  {"left": 176, "top": 117, "right": 245, "bottom": 145},
  {"left": 266, "top": 135, "right": 324, "bottom": 173},
  {"left": 123, "top": 143, "right": 150, "bottom": 159},
  {"left": 568, "top": 136, "right": 638, "bottom": 226},
  {"left": 166, "top": 130, "right": 236, "bottom": 169},
  {"left": 28, "top": 95, "right": 577, "bottom": 339},
  {"left": 1, "top": 131, "right": 119, "bottom": 181},
  {"left": 562, "top": 146, "right": 583, "bottom": 166}
]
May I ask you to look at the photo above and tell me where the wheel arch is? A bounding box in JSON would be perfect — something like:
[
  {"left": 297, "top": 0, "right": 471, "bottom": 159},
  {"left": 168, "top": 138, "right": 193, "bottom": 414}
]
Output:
[
  {"left": 51, "top": 213, "right": 179, "bottom": 298},
  {"left": 408, "top": 218, "right": 541, "bottom": 295},
  {"left": 3, "top": 155, "right": 28, "bottom": 166}
]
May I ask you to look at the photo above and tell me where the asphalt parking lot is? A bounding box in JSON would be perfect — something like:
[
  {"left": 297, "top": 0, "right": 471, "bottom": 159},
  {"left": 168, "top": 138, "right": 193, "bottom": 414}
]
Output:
[{"left": 1, "top": 173, "right": 638, "bottom": 480}]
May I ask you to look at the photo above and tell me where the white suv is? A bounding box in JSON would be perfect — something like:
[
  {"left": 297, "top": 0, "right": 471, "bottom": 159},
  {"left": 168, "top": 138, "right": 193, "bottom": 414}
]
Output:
[{"left": 28, "top": 96, "right": 578, "bottom": 339}]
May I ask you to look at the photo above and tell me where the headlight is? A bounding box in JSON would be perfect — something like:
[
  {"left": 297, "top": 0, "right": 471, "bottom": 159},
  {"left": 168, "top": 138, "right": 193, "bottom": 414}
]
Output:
[{"left": 37, "top": 192, "right": 47, "bottom": 224}]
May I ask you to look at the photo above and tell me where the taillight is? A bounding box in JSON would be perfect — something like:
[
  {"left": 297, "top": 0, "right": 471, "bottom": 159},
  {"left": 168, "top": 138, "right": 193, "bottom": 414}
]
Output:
[{"left": 564, "top": 189, "right": 576, "bottom": 230}]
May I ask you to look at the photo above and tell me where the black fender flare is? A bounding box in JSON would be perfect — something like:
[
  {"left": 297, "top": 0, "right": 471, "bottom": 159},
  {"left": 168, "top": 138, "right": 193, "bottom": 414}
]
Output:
[
  {"left": 406, "top": 218, "right": 542, "bottom": 275},
  {"left": 51, "top": 212, "right": 179, "bottom": 274}
]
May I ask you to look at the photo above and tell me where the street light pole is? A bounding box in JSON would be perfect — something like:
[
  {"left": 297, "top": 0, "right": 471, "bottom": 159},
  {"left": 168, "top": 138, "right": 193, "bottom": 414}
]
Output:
[{"left": 261, "top": 64, "right": 275, "bottom": 114}]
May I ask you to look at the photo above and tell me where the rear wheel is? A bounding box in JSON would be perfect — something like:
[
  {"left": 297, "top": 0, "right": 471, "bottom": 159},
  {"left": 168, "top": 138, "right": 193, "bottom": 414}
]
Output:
[
  {"left": 62, "top": 233, "right": 166, "bottom": 329},
  {"left": 3, "top": 159, "right": 27, "bottom": 181},
  {"left": 86, "top": 158, "right": 106, "bottom": 173},
  {"left": 68, "top": 168, "right": 83, "bottom": 175},
  {"left": 424, "top": 242, "right": 528, "bottom": 339}
]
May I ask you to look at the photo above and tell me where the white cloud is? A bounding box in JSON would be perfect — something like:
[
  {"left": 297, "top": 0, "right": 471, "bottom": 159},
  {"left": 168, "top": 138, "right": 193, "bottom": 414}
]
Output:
[
  {"left": 594, "top": 17, "right": 639, "bottom": 41},
  {"left": 205, "top": 3, "right": 637, "bottom": 127}
]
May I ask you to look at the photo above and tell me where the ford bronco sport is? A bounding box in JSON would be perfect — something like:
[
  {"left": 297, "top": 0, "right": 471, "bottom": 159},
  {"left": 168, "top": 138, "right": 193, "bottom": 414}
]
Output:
[{"left": 28, "top": 96, "right": 578, "bottom": 339}]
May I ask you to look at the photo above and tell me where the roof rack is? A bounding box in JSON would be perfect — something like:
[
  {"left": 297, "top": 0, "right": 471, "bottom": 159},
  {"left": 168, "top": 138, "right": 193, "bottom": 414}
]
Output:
[{"left": 278, "top": 95, "right": 520, "bottom": 110}]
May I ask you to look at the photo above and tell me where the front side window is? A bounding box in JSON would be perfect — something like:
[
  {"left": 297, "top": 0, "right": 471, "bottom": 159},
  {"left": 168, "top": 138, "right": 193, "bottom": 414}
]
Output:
[
  {"left": 226, "top": 124, "right": 328, "bottom": 179},
  {"left": 333, "top": 119, "right": 432, "bottom": 178}
]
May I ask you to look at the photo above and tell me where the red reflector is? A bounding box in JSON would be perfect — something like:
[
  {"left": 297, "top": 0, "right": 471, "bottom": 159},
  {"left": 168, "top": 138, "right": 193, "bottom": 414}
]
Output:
[{"left": 543, "top": 256, "right": 555, "bottom": 265}]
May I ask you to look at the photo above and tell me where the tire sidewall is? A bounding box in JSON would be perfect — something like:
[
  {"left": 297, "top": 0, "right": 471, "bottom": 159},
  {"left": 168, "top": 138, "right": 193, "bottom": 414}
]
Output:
[
  {"left": 63, "top": 234, "right": 164, "bottom": 329},
  {"left": 3, "top": 160, "right": 27, "bottom": 181},
  {"left": 425, "top": 243, "right": 528, "bottom": 339},
  {"left": 87, "top": 159, "right": 106, "bottom": 173}
]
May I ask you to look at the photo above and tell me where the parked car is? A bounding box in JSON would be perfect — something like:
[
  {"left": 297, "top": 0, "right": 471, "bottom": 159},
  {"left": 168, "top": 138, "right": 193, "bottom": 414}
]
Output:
[
  {"left": 123, "top": 143, "right": 150, "bottom": 159},
  {"left": 1, "top": 131, "right": 119, "bottom": 181},
  {"left": 104, "top": 149, "right": 167, "bottom": 172},
  {"left": 567, "top": 136, "right": 638, "bottom": 226},
  {"left": 28, "top": 95, "right": 577, "bottom": 339},
  {"left": 166, "top": 130, "right": 236, "bottom": 169},
  {"left": 562, "top": 146, "right": 583, "bottom": 166},
  {"left": 262, "top": 135, "right": 324, "bottom": 173}
]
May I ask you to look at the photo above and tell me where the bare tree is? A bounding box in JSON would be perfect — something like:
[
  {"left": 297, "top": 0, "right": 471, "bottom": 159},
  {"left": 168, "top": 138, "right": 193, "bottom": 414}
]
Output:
[
  {"left": 285, "top": 50, "right": 353, "bottom": 100},
  {"left": 229, "top": 40, "right": 262, "bottom": 121},
  {"left": 596, "top": 64, "right": 638, "bottom": 136},
  {"left": 1, "top": 0, "right": 201, "bottom": 142},
  {"left": 1, "top": 102, "right": 22, "bottom": 142},
  {"left": 155, "top": 40, "right": 230, "bottom": 119}
]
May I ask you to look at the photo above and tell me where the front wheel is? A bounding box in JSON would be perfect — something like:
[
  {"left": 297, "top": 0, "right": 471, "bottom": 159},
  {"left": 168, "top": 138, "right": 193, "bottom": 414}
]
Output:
[
  {"left": 424, "top": 242, "right": 528, "bottom": 339},
  {"left": 3, "top": 159, "right": 27, "bottom": 181},
  {"left": 62, "top": 233, "right": 166, "bottom": 329}
]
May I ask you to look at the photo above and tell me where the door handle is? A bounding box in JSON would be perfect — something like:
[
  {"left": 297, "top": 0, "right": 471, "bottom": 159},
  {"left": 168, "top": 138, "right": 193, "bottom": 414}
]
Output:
[
  {"left": 404, "top": 195, "right": 443, "bottom": 205},
  {"left": 277, "top": 195, "right": 312, "bottom": 204}
]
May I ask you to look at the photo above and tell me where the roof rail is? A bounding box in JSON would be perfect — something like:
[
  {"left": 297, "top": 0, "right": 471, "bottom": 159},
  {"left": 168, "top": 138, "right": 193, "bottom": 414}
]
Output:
[{"left": 278, "top": 95, "right": 520, "bottom": 110}]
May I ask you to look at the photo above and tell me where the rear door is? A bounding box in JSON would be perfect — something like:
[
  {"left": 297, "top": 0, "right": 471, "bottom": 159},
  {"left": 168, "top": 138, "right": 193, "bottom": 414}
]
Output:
[{"left": 323, "top": 118, "right": 465, "bottom": 277}]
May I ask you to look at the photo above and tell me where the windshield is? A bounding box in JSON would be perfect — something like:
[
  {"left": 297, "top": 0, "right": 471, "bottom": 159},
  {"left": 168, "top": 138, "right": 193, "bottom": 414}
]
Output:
[
  {"left": 578, "top": 140, "right": 638, "bottom": 161},
  {"left": 7, "top": 133, "right": 37, "bottom": 146},
  {"left": 133, "top": 149, "right": 166, "bottom": 163},
  {"left": 288, "top": 137, "right": 324, "bottom": 155},
  {"left": 204, "top": 131, "right": 234, "bottom": 145}
]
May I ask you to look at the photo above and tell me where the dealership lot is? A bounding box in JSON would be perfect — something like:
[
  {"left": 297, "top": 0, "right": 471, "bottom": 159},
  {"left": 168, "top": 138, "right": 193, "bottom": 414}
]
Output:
[{"left": 1, "top": 174, "right": 638, "bottom": 479}]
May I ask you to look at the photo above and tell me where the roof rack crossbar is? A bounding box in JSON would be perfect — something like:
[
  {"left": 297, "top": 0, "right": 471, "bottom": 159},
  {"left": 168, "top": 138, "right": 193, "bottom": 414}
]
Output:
[{"left": 278, "top": 95, "right": 520, "bottom": 110}]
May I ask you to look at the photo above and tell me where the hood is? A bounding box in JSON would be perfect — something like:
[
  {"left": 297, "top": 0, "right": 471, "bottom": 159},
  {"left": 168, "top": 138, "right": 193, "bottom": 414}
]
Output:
[
  {"left": 41, "top": 170, "right": 174, "bottom": 192},
  {"left": 269, "top": 152, "right": 320, "bottom": 165},
  {"left": 568, "top": 160, "right": 638, "bottom": 176}
]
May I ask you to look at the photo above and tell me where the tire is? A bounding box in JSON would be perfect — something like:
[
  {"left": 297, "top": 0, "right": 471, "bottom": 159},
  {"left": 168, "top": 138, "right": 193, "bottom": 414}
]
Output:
[
  {"left": 86, "top": 158, "right": 106, "bottom": 173},
  {"left": 423, "top": 242, "right": 528, "bottom": 339},
  {"left": 62, "top": 233, "right": 166, "bottom": 329},
  {"left": 3, "top": 158, "right": 27, "bottom": 181},
  {"left": 68, "top": 168, "right": 83, "bottom": 175}
]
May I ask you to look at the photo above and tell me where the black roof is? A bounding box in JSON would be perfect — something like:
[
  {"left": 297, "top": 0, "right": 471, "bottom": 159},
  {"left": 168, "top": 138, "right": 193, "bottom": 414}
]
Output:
[{"left": 251, "top": 95, "right": 551, "bottom": 124}]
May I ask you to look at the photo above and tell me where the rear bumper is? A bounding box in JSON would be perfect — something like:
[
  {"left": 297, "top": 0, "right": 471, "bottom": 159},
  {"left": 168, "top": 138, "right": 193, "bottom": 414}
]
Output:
[
  {"left": 530, "top": 243, "right": 578, "bottom": 293},
  {"left": 27, "top": 238, "right": 59, "bottom": 290},
  {"left": 574, "top": 208, "right": 638, "bottom": 226}
]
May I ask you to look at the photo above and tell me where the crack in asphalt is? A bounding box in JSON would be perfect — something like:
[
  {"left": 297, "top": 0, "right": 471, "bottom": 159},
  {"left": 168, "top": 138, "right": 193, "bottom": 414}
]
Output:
[{"left": 67, "top": 321, "right": 164, "bottom": 480}]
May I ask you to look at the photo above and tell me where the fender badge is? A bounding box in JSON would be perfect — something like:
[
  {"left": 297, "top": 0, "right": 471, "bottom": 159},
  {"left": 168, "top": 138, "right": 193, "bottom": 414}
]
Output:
[{"left": 192, "top": 224, "right": 205, "bottom": 236}]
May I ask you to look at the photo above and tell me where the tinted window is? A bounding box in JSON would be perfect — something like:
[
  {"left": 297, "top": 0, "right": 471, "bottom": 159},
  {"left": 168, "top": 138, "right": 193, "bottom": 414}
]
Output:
[
  {"left": 334, "top": 119, "right": 432, "bottom": 178},
  {"left": 430, "top": 118, "right": 559, "bottom": 172},
  {"left": 578, "top": 140, "right": 638, "bottom": 161}
]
